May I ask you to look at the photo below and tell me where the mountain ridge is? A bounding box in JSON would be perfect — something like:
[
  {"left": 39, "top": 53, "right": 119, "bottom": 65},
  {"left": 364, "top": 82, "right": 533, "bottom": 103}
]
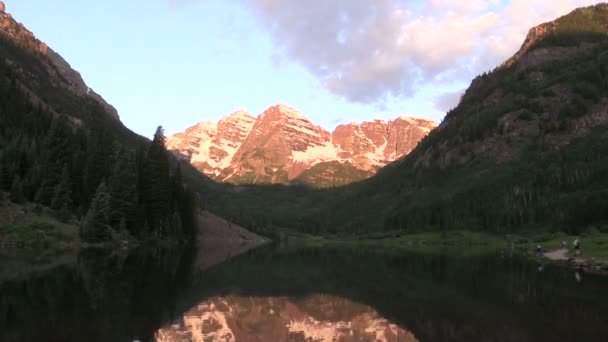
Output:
[
  {"left": 207, "top": 3, "right": 608, "bottom": 237},
  {"left": 0, "top": 3, "right": 119, "bottom": 121},
  {"left": 167, "top": 103, "right": 438, "bottom": 186}
]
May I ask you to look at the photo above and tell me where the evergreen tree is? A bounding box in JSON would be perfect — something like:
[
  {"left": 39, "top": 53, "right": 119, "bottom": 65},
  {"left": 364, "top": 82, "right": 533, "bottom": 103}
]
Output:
[
  {"left": 51, "top": 166, "right": 73, "bottom": 222},
  {"left": 170, "top": 163, "right": 184, "bottom": 216},
  {"left": 108, "top": 148, "right": 137, "bottom": 231},
  {"left": 39, "top": 117, "right": 72, "bottom": 204},
  {"left": 80, "top": 182, "right": 112, "bottom": 243},
  {"left": 143, "top": 126, "right": 171, "bottom": 236},
  {"left": 83, "top": 129, "right": 114, "bottom": 201}
]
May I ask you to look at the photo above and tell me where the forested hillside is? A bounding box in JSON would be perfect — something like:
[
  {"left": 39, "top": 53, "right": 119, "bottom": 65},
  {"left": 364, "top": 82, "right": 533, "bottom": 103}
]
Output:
[
  {"left": 207, "top": 4, "right": 608, "bottom": 238},
  {"left": 0, "top": 37, "right": 199, "bottom": 244}
]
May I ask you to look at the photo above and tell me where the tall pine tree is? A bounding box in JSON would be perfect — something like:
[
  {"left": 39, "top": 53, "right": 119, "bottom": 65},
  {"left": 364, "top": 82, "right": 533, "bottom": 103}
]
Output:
[
  {"left": 143, "top": 126, "right": 171, "bottom": 236},
  {"left": 108, "top": 148, "right": 137, "bottom": 232},
  {"left": 80, "top": 182, "right": 112, "bottom": 243}
]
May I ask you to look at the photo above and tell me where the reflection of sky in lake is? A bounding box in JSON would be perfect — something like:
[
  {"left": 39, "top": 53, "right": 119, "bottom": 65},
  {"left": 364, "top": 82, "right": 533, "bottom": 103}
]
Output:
[{"left": 155, "top": 294, "right": 417, "bottom": 342}]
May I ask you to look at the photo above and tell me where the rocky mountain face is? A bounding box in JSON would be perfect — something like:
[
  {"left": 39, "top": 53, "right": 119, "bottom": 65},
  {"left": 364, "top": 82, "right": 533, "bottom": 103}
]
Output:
[
  {"left": 0, "top": 1, "right": 119, "bottom": 121},
  {"left": 167, "top": 103, "right": 437, "bottom": 186},
  {"left": 341, "top": 3, "right": 608, "bottom": 231},
  {"left": 167, "top": 109, "right": 256, "bottom": 179},
  {"left": 155, "top": 295, "right": 417, "bottom": 342},
  {"left": 412, "top": 3, "right": 608, "bottom": 170},
  {"left": 208, "top": 3, "right": 608, "bottom": 235}
]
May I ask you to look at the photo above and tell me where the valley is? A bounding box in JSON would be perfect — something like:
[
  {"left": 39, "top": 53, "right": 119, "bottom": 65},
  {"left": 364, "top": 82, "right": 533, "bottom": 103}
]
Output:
[{"left": 1, "top": 2, "right": 608, "bottom": 342}]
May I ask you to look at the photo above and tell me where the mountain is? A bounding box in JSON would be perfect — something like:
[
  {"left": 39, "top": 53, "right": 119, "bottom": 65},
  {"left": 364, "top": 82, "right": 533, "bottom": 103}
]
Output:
[
  {"left": 0, "top": 3, "right": 204, "bottom": 243},
  {"left": 155, "top": 295, "right": 415, "bottom": 342},
  {"left": 209, "top": 3, "right": 608, "bottom": 236},
  {"left": 0, "top": 2, "right": 119, "bottom": 122},
  {"left": 167, "top": 103, "right": 437, "bottom": 186}
]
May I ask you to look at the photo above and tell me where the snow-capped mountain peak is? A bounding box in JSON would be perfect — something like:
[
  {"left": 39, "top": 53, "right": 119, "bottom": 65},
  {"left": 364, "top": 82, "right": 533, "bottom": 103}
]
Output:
[{"left": 166, "top": 104, "right": 438, "bottom": 186}]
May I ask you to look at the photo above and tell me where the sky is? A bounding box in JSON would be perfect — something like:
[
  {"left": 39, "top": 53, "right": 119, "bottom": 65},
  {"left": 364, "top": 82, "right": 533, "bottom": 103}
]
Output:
[{"left": 5, "top": 0, "right": 603, "bottom": 137}]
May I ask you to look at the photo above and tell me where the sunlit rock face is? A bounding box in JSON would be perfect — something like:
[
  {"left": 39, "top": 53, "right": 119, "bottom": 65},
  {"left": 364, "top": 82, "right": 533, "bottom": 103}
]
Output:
[
  {"left": 155, "top": 295, "right": 417, "bottom": 342},
  {"left": 167, "top": 104, "right": 437, "bottom": 186}
]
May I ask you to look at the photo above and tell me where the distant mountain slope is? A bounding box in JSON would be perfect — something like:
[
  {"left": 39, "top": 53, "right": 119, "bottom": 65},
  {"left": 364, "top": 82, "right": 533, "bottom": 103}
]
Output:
[
  {"left": 0, "top": 3, "right": 209, "bottom": 242},
  {"left": 0, "top": 4, "right": 119, "bottom": 121},
  {"left": 209, "top": 3, "right": 608, "bottom": 236},
  {"left": 167, "top": 104, "right": 437, "bottom": 187}
]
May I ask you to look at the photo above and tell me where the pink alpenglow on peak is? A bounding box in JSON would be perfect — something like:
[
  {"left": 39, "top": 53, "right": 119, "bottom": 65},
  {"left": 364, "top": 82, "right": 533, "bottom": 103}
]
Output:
[{"left": 167, "top": 104, "right": 438, "bottom": 186}]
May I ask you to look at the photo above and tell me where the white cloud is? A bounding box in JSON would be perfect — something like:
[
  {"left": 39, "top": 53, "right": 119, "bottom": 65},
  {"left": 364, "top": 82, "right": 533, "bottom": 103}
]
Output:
[{"left": 179, "top": 0, "right": 604, "bottom": 105}]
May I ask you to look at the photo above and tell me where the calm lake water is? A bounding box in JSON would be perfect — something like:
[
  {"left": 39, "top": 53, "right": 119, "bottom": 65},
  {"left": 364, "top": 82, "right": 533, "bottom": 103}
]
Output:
[{"left": 1, "top": 244, "right": 607, "bottom": 342}]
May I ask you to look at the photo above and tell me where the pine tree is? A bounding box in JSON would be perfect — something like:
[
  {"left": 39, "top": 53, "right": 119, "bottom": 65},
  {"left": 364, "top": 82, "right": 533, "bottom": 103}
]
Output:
[
  {"left": 83, "top": 129, "right": 114, "bottom": 201},
  {"left": 39, "top": 117, "right": 72, "bottom": 204},
  {"left": 9, "top": 175, "right": 24, "bottom": 203},
  {"left": 51, "top": 166, "right": 73, "bottom": 222},
  {"left": 80, "top": 182, "right": 112, "bottom": 243},
  {"left": 108, "top": 148, "right": 137, "bottom": 231},
  {"left": 143, "top": 126, "right": 171, "bottom": 236}
]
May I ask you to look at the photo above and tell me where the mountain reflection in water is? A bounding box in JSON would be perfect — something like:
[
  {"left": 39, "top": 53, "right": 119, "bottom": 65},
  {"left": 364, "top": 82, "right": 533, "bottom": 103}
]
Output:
[
  {"left": 155, "top": 295, "right": 416, "bottom": 342},
  {"left": 1, "top": 244, "right": 608, "bottom": 342}
]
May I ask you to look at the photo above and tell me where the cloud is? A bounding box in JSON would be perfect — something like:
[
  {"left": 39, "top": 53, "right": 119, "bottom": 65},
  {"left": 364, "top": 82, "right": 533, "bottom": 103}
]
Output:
[
  {"left": 434, "top": 90, "right": 464, "bottom": 112},
  {"left": 240, "top": 0, "right": 602, "bottom": 105},
  {"left": 174, "top": 0, "right": 602, "bottom": 105}
]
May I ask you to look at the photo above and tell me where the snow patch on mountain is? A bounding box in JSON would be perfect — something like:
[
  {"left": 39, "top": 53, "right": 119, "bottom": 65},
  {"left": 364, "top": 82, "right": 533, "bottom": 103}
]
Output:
[
  {"left": 291, "top": 141, "right": 341, "bottom": 164},
  {"left": 167, "top": 104, "right": 438, "bottom": 185}
]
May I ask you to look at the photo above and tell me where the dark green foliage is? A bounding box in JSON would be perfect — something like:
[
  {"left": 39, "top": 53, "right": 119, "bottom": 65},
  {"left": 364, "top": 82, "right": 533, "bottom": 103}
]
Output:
[
  {"left": 108, "top": 148, "right": 137, "bottom": 231},
  {"left": 206, "top": 6, "right": 608, "bottom": 238},
  {"left": 0, "top": 160, "right": 10, "bottom": 191},
  {"left": 80, "top": 182, "right": 112, "bottom": 243},
  {"left": 83, "top": 129, "right": 114, "bottom": 201},
  {"left": 0, "top": 53, "right": 200, "bottom": 244},
  {"left": 533, "top": 5, "right": 608, "bottom": 48},
  {"left": 143, "top": 126, "right": 171, "bottom": 235},
  {"left": 51, "top": 166, "right": 73, "bottom": 222},
  {"left": 9, "top": 175, "right": 24, "bottom": 204},
  {"left": 295, "top": 161, "right": 373, "bottom": 188},
  {"left": 0, "top": 247, "right": 195, "bottom": 342},
  {"left": 39, "top": 117, "right": 72, "bottom": 205}
]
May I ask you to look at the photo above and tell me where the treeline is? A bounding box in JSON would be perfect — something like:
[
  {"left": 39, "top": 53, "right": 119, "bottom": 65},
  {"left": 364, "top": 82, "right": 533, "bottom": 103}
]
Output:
[
  {"left": 208, "top": 27, "right": 608, "bottom": 237},
  {"left": 0, "top": 65, "right": 199, "bottom": 243}
]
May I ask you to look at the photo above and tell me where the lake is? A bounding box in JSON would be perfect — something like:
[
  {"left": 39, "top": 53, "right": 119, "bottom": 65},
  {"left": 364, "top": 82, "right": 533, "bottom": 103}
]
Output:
[{"left": 1, "top": 244, "right": 607, "bottom": 341}]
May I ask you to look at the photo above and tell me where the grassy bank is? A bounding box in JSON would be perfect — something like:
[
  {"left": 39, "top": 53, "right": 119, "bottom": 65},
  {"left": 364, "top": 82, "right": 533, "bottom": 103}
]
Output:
[
  {"left": 0, "top": 201, "right": 80, "bottom": 252},
  {"left": 279, "top": 229, "right": 608, "bottom": 262},
  {"left": 0, "top": 200, "right": 81, "bottom": 279}
]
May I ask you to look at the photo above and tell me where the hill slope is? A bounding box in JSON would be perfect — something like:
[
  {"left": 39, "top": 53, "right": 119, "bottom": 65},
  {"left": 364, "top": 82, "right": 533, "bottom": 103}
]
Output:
[
  {"left": 208, "top": 3, "right": 608, "bottom": 237},
  {"left": 0, "top": 5, "right": 208, "bottom": 243}
]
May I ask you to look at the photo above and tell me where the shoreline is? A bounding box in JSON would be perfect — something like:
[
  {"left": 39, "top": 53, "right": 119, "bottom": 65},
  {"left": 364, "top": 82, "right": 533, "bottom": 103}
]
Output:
[
  {"left": 543, "top": 247, "right": 608, "bottom": 274},
  {"left": 194, "top": 211, "right": 272, "bottom": 271}
]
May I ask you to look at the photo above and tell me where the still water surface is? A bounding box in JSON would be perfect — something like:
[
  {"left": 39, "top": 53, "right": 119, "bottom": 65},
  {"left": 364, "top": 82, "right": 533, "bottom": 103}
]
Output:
[{"left": 1, "top": 245, "right": 607, "bottom": 342}]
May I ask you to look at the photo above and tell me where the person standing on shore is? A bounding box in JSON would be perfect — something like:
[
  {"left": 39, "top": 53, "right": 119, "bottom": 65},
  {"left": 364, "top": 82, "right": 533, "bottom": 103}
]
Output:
[{"left": 573, "top": 239, "right": 581, "bottom": 256}]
